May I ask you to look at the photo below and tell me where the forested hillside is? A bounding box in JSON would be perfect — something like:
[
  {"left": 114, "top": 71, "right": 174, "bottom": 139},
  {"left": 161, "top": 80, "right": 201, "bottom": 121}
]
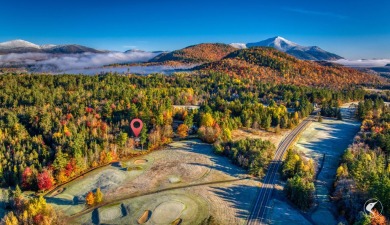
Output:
[
  {"left": 198, "top": 47, "right": 385, "bottom": 89},
  {"left": 149, "top": 43, "right": 236, "bottom": 65}
]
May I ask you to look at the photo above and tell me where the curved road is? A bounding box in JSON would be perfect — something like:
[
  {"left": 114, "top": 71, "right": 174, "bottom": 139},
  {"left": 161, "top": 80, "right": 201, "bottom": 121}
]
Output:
[{"left": 247, "top": 116, "right": 314, "bottom": 225}]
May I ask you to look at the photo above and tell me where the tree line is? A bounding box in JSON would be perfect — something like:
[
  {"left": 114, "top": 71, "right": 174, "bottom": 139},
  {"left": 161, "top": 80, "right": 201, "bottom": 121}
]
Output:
[{"left": 334, "top": 97, "right": 389, "bottom": 224}]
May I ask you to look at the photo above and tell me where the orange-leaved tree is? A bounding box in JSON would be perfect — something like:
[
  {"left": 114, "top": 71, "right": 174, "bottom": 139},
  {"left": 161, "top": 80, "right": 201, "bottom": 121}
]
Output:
[
  {"left": 177, "top": 124, "right": 189, "bottom": 138},
  {"left": 86, "top": 191, "right": 95, "bottom": 206}
]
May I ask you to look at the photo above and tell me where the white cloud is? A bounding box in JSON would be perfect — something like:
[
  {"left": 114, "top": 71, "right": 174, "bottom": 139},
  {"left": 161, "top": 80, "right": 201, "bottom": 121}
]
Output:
[
  {"left": 335, "top": 59, "right": 390, "bottom": 67},
  {"left": 283, "top": 7, "right": 347, "bottom": 19},
  {"left": 0, "top": 51, "right": 159, "bottom": 72}
]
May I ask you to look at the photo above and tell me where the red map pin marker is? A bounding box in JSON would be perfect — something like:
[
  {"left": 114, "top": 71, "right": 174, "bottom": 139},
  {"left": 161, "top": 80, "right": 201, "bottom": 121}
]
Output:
[{"left": 130, "top": 118, "right": 143, "bottom": 137}]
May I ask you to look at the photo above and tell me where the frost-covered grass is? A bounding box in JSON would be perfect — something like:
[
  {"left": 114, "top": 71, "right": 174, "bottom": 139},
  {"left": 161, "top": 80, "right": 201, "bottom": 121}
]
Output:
[
  {"left": 54, "top": 140, "right": 258, "bottom": 224},
  {"left": 46, "top": 155, "right": 154, "bottom": 215},
  {"left": 75, "top": 189, "right": 209, "bottom": 224},
  {"left": 268, "top": 117, "right": 360, "bottom": 225}
]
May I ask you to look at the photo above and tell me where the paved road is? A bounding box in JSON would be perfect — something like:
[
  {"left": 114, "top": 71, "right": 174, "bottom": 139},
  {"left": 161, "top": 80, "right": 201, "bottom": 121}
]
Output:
[{"left": 247, "top": 116, "right": 314, "bottom": 225}]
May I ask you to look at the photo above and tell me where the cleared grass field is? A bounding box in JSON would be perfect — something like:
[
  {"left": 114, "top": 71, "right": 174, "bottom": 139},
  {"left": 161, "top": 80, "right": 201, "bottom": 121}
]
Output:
[
  {"left": 46, "top": 156, "right": 154, "bottom": 215},
  {"left": 49, "top": 140, "right": 261, "bottom": 224}
]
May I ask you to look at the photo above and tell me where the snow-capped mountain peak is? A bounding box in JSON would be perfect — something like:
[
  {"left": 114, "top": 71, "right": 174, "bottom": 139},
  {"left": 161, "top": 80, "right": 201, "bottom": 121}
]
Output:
[
  {"left": 0, "top": 39, "right": 40, "bottom": 49},
  {"left": 0, "top": 39, "right": 105, "bottom": 54},
  {"left": 247, "top": 36, "right": 299, "bottom": 51},
  {"left": 230, "top": 36, "right": 343, "bottom": 61}
]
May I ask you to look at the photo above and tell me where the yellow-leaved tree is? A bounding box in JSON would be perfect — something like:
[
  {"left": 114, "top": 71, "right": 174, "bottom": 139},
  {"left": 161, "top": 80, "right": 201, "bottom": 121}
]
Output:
[
  {"left": 95, "top": 187, "right": 103, "bottom": 204},
  {"left": 5, "top": 195, "right": 64, "bottom": 225},
  {"left": 201, "top": 113, "right": 215, "bottom": 127}
]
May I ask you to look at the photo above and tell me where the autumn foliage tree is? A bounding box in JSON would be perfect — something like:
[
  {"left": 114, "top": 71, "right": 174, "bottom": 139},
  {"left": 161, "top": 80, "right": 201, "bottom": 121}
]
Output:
[
  {"left": 370, "top": 209, "right": 388, "bottom": 225},
  {"left": 86, "top": 191, "right": 95, "bottom": 206},
  {"left": 95, "top": 187, "right": 103, "bottom": 204},
  {"left": 22, "top": 167, "right": 36, "bottom": 190},
  {"left": 3, "top": 196, "right": 64, "bottom": 225},
  {"left": 199, "top": 47, "right": 384, "bottom": 89},
  {"left": 333, "top": 99, "right": 390, "bottom": 223},
  {"left": 198, "top": 123, "right": 221, "bottom": 143},
  {"left": 177, "top": 124, "right": 189, "bottom": 138},
  {"left": 37, "top": 170, "right": 54, "bottom": 191}
]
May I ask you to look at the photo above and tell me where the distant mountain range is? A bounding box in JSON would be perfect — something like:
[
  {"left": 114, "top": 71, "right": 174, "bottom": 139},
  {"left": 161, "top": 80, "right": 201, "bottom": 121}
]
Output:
[
  {"left": 230, "top": 36, "right": 343, "bottom": 61},
  {"left": 0, "top": 39, "right": 104, "bottom": 54},
  {"left": 0, "top": 37, "right": 342, "bottom": 62},
  {"left": 0, "top": 39, "right": 385, "bottom": 88}
]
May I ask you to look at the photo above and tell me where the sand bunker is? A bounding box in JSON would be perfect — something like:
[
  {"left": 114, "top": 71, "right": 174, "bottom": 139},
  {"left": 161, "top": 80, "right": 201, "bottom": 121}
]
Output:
[
  {"left": 168, "top": 176, "right": 181, "bottom": 183},
  {"left": 151, "top": 201, "right": 185, "bottom": 224},
  {"left": 134, "top": 159, "right": 148, "bottom": 165},
  {"left": 98, "top": 204, "right": 123, "bottom": 222},
  {"left": 137, "top": 210, "right": 151, "bottom": 224}
]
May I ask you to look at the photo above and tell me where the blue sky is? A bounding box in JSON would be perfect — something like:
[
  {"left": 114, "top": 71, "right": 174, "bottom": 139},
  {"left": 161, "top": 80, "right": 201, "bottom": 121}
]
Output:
[{"left": 1, "top": 0, "right": 389, "bottom": 59}]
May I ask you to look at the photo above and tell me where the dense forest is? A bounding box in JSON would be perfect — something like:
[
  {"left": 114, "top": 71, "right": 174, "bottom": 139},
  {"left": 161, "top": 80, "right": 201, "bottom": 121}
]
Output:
[
  {"left": 213, "top": 138, "right": 275, "bottom": 178},
  {"left": 281, "top": 149, "right": 316, "bottom": 210},
  {"left": 0, "top": 72, "right": 367, "bottom": 193},
  {"left": 334, "top": 98, "right": 389, "bottom": 224}
]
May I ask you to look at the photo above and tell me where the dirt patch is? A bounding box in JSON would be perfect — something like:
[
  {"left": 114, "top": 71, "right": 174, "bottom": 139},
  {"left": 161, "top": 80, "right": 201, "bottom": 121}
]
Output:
[
  {"left": 137, "top": 210, "right": 151, "bottom": 224},
  {"left": 151, "top": 201, "right": 185, "bottom": 224},
  {"left": 231, "top": 128, "right": 290, "bottom": 147}
]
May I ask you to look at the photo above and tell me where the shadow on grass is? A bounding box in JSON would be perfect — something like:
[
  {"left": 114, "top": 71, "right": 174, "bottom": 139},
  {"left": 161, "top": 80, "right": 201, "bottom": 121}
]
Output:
[
  {"left": 46, "top": 196, "right": 78, "bottom": 206},
  {"left": 174, "top": 140, "right": 246, "bottom": 177},
  {"left": 92, "top": 208, "right": 99, "bottom": 225},
  {"left": 299, "top": 120, "right": 360, "bottom": 158},
  {"left": 210, "top": 184, "right": 260, "bottom": 219}
]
